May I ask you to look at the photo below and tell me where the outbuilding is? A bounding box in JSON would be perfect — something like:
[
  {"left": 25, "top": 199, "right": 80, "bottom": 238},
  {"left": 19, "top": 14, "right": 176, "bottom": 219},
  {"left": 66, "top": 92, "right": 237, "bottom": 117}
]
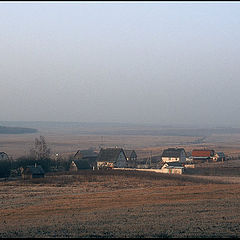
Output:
[{"left": 21, "top": 164, "right": 45, "bottom": 180}]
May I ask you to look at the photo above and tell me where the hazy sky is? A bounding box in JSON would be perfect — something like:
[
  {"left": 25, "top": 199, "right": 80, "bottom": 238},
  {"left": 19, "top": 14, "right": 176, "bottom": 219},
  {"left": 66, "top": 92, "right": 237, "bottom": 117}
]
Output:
[{"left": 1, "top": 1, "right": 240, "bottom": 127}]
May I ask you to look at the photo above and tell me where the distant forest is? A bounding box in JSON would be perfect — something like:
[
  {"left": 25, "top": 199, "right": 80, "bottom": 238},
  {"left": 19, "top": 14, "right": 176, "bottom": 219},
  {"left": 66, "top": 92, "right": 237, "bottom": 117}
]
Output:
[{"left": 0, "top": 126, "right": 37, "bottom": 134}]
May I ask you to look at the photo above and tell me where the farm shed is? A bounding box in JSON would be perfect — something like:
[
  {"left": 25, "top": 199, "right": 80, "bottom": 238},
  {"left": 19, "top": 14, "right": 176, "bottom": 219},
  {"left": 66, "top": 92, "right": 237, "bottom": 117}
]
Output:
[
  {"left": 161, "top": 148, "right": 186, "bottom": 163},
  {"left": 21, "top": 165, "right": 45, "bottom": 180},
  {"left": 191, "top": 149, "right": 215, "bottom": 162},
  {"left": 124, "top": 150, "right": 137, "bottom": 168},
  {"left": 97, "top": 148, "right": 127, "bottom": 169},
  {"left": 160, "top": 162, "right": 185, "bottom": 174},
  {"left": 0, "top": 152, "right": 9, "bottom": 161}
]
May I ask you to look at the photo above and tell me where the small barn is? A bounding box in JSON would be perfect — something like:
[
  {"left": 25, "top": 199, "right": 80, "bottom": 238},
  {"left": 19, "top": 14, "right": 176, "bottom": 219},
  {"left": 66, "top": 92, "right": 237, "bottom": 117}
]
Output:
[
  {"left": 97, "top": 148, "right": 127, "bottom": 169},
  {"left": 21, "top": 165, "right": 45, "bottom": 180},
  {"left": 124, "top": 150, "right": 137, "bottom": 168},
  {"left": 161, "top": 148, "right": 186, "bottom": 163},
  {"left": 160, "top": 162, "right": 185, "bottom": 174}
]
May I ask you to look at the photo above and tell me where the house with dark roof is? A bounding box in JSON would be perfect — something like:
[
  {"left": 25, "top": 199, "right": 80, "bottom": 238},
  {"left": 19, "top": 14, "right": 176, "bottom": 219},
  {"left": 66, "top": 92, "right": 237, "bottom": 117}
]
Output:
[
  {"left": 0, "top": 152, "right": 9, "bottom": 161},
  {"left": 73, "top": 149, "right": 98, "bottom": 169},
  {"left": 74, "top": 149, "right": 98, "bottom": 160},
  {"left": 21, "top": 164, "right": 45, "bottom": 180},
  {"left": 69, "top": 159, "right": 92, "bottom": 171},
  {"left": 124, "top": 150, "right": 137, "bottom": 168},
  {"left": 97, "top": 148, "right": 127, "bottom": 169},
  {"left": 161, "top": 148, "right": 186, "bottom": 163}
]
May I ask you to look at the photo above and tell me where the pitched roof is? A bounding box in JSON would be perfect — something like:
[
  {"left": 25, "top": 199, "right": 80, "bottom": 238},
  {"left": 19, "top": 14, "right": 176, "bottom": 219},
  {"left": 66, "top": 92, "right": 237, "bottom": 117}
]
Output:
[
  {"left": 124, "top": 150, "right": 137, "bottom": 159},
  {"left": 162, "top": 148, "right": 186, "bottom": 158},
  {"left": 23, "top": 165, "right": 45, "bottom": 175},
  {"left": 97, "top": 148, "right": 126, "bottom": 163},
  {"left": 74, "top": 149, "right": 97, "bottom": 159},
  {"left": 165, "top": 162, "right": 183, "bottom": 167},
  {"left": 192, "top": 149, "right": 214, "bottom": 157},
  {"left": 162, "top": 162, "right": 184, "bottom": 169}
]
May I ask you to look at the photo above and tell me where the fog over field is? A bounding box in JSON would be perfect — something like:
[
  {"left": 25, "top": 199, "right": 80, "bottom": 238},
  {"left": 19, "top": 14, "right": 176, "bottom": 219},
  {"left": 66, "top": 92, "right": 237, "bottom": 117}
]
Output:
[{"left": 0, "top": 2, "right": 240, "bottom": 127}]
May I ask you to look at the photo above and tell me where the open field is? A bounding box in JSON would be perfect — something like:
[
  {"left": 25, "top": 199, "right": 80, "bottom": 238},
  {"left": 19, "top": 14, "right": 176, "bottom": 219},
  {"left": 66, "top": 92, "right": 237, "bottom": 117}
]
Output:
[
  {"left": 1, "top": 122, "right": 240, "bottom": 160},
  {"left": 1, "top": 170, "right": 240, "bottom": 238},
  {"left": 1, "top": 122, "right": 240, "bottom": 237}
]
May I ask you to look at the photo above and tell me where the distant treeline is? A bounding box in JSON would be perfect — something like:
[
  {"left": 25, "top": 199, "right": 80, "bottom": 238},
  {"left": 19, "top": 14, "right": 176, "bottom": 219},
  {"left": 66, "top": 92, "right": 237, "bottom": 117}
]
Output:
[{"left": 0, "top": 126, "right": 37, "bottom": 134}]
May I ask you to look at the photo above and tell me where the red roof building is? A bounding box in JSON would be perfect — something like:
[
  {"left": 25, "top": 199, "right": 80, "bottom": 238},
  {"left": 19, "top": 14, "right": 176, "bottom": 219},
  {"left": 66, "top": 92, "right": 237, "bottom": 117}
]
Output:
[{"left": 192, "top": 149, "right": 215, "bottom": 158}]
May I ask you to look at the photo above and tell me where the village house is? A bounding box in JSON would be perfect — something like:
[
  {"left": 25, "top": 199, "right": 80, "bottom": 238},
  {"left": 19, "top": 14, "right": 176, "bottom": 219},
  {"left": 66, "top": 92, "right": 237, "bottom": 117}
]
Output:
[
  {"left": 124, "top": 149, "right": 137, "bottom": 168},
  {"left": 0, "top": 152, "right": 9, "bottom": 161},
  {"left": 191, "top": 149, "right": 215, "bottom": 163},
  {"left": 160, "top": 162, "right": 185, "bottom": 174},
  {"left": 21, "top": 164, "right": 45, "bottom": 180},
  {"left": 96, "top": 148, "right": 127, "bottom": 169},
  {"left": 161, "top": 148, "right": 186, "bottom": 163}
]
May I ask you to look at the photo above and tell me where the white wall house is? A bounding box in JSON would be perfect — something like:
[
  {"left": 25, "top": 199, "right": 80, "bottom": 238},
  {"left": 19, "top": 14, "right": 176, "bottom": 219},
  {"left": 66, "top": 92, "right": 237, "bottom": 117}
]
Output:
[
  {"left": 96, "top": 148, "right": 127, "bottom": 169},
  {"left": 161, "top": 148, "right": 186, "bottom": 163},
  {"left": 160, "top": 162, "right": 185, "bottom": 174}
]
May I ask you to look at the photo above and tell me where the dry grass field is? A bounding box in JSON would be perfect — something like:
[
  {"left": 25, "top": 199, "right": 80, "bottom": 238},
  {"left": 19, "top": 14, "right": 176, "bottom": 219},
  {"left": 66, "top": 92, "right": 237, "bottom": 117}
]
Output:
[
  {"left": 1, "top": 123, "right": 240, "bottom": 237},
  {"left": 2, "top": 131, "right": 240, "bottom": 160},
  {"left": 1, "top": 169, "right": 240, "bottom": 238}
]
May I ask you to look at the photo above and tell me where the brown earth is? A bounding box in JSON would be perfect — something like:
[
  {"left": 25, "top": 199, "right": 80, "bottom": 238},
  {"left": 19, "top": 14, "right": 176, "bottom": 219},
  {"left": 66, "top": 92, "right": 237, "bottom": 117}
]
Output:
[{"left": 1, "top": 170, "right": 240, "bottom": 238}]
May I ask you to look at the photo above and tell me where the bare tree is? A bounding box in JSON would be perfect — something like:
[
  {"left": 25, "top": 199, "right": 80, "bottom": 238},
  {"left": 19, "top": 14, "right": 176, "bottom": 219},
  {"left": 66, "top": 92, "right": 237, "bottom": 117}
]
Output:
[{"left": 30, "top": 136, "right": 51, "bottom": 160}]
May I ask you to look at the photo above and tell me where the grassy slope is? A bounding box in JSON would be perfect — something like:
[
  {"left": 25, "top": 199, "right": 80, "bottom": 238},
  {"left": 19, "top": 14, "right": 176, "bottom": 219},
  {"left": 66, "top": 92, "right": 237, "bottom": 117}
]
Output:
[{"left": 0, "top": 170, "right": 240, "bottom": 238}]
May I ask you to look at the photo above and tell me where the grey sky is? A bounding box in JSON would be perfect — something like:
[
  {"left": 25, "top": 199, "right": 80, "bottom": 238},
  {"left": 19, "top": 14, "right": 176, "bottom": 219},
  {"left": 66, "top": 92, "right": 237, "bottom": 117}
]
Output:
[{"left": 1, "top": 2, "right": 240, "bottom": 126}]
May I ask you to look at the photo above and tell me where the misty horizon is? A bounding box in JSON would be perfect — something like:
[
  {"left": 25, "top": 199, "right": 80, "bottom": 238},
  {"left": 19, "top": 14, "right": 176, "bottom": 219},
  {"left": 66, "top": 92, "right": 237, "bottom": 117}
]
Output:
[{"left": 1, "top": 2, "right": 240, "bottom": 127}]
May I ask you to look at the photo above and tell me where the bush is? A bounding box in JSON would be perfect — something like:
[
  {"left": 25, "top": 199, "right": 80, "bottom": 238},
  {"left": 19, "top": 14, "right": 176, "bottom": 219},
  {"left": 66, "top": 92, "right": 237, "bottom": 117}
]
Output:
[
  {"left": 0, "top": 160, "right": 12, "bottom": 178},
  {"left": 14, "top": 156, "right": 55, "bottom": 173}
]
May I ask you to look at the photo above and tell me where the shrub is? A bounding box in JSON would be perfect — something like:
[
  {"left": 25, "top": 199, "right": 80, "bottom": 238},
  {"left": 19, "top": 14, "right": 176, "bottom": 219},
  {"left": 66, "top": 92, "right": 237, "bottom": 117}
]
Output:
[{"left": 0, "top": 160, "right": 12, "bottom": 178}]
